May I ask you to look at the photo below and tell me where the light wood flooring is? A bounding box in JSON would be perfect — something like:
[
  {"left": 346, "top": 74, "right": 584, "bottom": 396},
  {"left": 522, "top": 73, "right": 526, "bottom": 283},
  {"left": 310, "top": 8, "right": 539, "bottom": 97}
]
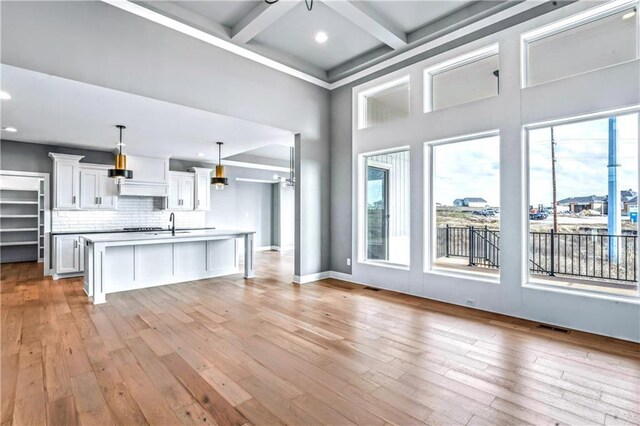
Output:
[{"left": 1, "top": 251, "right": 639, "bottom": 425}]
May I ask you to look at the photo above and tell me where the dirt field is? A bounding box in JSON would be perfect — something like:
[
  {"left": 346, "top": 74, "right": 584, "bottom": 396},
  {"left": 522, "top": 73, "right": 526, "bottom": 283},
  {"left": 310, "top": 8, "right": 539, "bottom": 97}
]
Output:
[{"left": 435, "top": 207, "right": 638, "bottom": 234}]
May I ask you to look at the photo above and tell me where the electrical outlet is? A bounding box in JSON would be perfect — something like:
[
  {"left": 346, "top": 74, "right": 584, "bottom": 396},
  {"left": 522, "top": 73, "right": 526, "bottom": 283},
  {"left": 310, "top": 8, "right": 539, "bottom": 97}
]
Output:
[
  {"left": 466, "top": 299, "right": 475, "bottom": 307},
  {"left": 346, "top": 258, "right": 351, "bottom": 266}
]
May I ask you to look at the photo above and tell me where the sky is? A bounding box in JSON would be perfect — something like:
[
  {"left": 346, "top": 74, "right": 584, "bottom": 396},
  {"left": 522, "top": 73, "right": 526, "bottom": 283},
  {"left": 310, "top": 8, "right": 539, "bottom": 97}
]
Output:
[
  {"left": 433, "top": 135, "right": 500, "bottom": 206},
  {"left": 432, "top": 113, "right": 639, "bottom": 208},
  {"left": 529, "top": 113, "right": 638, "bottom": 206}
]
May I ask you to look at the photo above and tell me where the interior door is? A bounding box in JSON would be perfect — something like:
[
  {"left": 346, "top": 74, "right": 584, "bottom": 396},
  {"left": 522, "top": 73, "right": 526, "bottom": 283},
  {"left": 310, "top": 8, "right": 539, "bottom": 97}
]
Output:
[{"left": 366, "top": 166, "right": 389, "bottom": 261}]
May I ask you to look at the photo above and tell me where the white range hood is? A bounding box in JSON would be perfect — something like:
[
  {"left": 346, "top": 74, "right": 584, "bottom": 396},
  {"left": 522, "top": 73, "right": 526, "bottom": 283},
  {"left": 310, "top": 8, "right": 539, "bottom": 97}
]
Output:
[{"left": 117, "top": 155, "right": 169, "bottom": 197}]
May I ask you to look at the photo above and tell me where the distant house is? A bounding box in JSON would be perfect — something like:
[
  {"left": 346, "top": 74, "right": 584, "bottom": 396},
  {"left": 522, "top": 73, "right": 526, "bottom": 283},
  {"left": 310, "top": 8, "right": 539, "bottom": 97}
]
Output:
[
  {"left": 603, "top": 189, "right": 638, "bottom": 215},
  {"left": 627, "top": 196, "right": 638, "bottom": 213},
  {"left": 453, "top": 197, "right": 488, "bottom": 208},
  {"left": 558, "top": 195, "right": 605, "bottom": 214}
]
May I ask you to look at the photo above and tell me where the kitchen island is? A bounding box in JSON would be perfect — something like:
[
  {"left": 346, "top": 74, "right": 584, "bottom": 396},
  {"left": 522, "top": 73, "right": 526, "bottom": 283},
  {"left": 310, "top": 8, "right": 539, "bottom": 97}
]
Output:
[{"left": 83, "top": 229, "right": 255, "bottom": 304}]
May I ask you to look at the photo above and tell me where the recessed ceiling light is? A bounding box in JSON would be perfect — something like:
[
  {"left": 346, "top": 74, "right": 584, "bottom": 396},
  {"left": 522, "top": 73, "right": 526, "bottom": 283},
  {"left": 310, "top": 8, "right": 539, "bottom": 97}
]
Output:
[
  {"left": 2, "top": 126, "right": 17, "bottom": 132},
  {"left": 622, "top": 10, "right": 636, "bottom": 19},
  {"left": 0, "top": 91, "right": 11, "bottom": 100},
  {"left": 197, "top": 152, "right": 205, "bottom": 157},
  {"left": 315, "top": 31, "right": 328, "bottom": 44}
]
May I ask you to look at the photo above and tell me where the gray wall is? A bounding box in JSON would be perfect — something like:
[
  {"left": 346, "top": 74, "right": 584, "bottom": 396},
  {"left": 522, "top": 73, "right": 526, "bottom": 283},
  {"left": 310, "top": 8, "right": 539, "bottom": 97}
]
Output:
[
  {"left": 2, "top": 142, "right": 282, "bottom": 247},
  {"left": 1, "top": 139, "right": 114, "bottom": 205},
  {"left": 236, "top": 181, "right": 272, "bottom": 248},
  {"left": 328, "top": 2, "right": 569, "bottom": 275},
  {"left": 1, "top": 0, "right": 330, "bottom": 277}
]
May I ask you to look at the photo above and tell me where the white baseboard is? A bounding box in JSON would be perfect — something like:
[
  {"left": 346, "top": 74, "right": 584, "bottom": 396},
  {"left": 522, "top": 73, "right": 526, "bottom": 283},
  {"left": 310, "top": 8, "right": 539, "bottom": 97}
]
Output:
[
  {"left": 293, "top": 271, "right": 330, "bottom": 284},
  {"left": 256, "top": 246, "right": 281, "bottom": 251},
  {"left": 329, "top": 271, "right": 354, "bottom": 282},
  {"left": 292, "top": 271, "right": 355, "bottom": 284}
]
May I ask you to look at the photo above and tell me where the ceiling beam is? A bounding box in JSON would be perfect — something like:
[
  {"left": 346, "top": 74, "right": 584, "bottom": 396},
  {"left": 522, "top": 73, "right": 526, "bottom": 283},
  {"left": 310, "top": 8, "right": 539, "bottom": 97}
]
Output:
[
  {"left": 322, "top": 0, "right": 407, "bottom": 49},
  {"left": 232, "top": 1, "right": 298, "bottom": 44}
]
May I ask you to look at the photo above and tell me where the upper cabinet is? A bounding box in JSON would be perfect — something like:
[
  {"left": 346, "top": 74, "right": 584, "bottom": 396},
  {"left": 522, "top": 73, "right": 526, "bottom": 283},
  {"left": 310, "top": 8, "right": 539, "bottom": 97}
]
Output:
[
  {"left": 49, "top": 153, "right": 83, "bottom": 210},
  {"left": 50, "top": 152, "right": 209, "bottom": 212},
  {"left": 167, "top": 171, "right": 194, "bottom": 211},
  {"left": 79, "top": 166, "right": 117, "bottom": 210},
  {"left": 190, "top": 168, "right": 213, "bottom": 211}
]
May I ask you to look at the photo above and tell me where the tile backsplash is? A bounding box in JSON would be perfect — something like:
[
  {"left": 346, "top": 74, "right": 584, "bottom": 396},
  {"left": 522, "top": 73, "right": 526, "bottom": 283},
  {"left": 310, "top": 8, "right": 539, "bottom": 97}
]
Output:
[{"left": 52, "top": 197, "right": 206, "bottom": 232}]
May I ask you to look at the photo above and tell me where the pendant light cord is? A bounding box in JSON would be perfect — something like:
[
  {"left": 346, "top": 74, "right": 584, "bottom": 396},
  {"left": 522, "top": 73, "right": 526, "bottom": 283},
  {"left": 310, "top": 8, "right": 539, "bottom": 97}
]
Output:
[
  {"left": 264, "top": 0, "right": 313, "bottom": 11},
  {"left": 119, "top": 126, "right": 123, "bottom": 155}
]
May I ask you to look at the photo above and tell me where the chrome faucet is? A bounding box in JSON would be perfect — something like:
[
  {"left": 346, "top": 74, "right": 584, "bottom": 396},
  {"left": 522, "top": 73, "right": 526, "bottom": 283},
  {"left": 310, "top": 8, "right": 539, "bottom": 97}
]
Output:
[{"left": 169, "top": 212, "right": 175, "bottom": 236}]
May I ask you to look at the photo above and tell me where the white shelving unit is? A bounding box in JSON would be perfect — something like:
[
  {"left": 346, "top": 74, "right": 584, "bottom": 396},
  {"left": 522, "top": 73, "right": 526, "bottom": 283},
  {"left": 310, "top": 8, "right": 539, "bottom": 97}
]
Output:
[{"left": 0, "top": 173, "right": 49, "bottom": 266}]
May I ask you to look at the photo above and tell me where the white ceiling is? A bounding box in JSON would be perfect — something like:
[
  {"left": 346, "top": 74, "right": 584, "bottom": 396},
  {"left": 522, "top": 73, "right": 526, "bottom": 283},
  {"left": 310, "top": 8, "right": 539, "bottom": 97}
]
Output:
[
  {"left": 252, "top": 1, "right": 382, "bottom": 70},
  {"left": 0, "top": 65, "right": 294, "bottom": 161},
  {"left": 131, "top": 0, "right": 513, "bottom": 83},
  {"left": 177, "top": 1, "right": 261, "bottom": 28},
  {"left": 237, "top": 144, "right": 292, "bottom": 161},
  {"left": 354, "top": 1, "right": 471, "bottom": 33}
]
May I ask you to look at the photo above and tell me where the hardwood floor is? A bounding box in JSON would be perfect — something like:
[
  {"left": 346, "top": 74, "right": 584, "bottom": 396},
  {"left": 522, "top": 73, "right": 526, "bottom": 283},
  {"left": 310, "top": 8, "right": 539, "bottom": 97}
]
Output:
[{"left": 2, "top": 251, "right": 639, "bottom": 425}]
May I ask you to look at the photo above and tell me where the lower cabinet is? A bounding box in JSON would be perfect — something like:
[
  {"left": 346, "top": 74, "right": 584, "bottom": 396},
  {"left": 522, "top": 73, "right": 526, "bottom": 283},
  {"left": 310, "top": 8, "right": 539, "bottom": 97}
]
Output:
[{"left": 54, "top": 235, "right": 83, "bottom": 276}]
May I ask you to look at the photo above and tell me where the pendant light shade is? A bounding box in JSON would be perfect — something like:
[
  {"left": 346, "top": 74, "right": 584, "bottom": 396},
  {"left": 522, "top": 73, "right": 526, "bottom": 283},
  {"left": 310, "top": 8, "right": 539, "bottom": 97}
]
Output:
[
  {"left": 108, "top": 125, "right": 133, "bottom": 182},
  {"left": 211, "top": 142, "right": 228, "bottom": 190}
]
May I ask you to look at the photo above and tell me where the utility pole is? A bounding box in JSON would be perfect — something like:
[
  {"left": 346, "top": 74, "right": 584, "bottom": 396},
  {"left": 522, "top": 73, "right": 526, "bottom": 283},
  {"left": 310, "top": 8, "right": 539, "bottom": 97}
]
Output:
[
  {"left": 608, "top": 117, "right": 620, "bottom": 263},
  {"left": 551, "top": 127, "right": 558, "bottom": 233}
]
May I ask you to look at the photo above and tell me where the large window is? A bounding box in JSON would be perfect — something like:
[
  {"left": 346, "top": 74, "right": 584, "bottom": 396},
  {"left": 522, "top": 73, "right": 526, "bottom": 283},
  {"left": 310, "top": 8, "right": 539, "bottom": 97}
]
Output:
[
  {"left": 428, "top": 134, "right": 500, "bottom": 277},
  {"left": 362, "top": 150, "right": 410, "bottom": 266},
  {"left": 523, "top": 3, "right": 638, "bottom": 87},
  {"left": 424, "top": 45, "right": 499, "bottom": 112},
  {"left": 527, "top": 111, "right": 639, "bottom": 295},
  {"left": 358, "top": 76, "right": 410, "bottom": 129}
]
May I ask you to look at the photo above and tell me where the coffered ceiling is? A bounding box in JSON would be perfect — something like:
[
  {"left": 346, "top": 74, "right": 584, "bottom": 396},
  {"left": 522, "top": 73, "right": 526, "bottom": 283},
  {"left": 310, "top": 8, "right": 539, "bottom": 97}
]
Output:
[{"left": 134, "top": 0, "right": 518, "bottom": 84}]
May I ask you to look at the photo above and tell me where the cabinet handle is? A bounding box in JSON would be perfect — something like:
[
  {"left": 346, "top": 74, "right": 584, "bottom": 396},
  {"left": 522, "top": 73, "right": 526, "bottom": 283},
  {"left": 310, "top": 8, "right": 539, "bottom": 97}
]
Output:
[
  {"left": 99, "top": 196, "right": 102, "bottom": 205},
  {"left": 74, "top": 240, "right": 78, "bottom": 248},
  {"left": 96, "top": 196, "right": 99, "bottom": 204},
  {"left": 72, "top": 196, "right": 76, "bottom": 204}
]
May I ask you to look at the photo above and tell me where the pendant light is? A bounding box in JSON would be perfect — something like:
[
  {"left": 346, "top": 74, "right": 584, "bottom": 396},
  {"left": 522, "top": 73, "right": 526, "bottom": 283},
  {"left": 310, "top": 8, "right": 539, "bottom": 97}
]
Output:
[
  {"left": 108, "top": 125, "right": 133, "bottom": 182},
  {"left": 211, "top": 142, "right": 228, "bottom": 190}
]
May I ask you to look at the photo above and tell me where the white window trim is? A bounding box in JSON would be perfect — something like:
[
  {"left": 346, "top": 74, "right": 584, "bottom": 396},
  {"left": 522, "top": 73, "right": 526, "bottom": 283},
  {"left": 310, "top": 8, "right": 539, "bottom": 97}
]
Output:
[
  {"left": 357, "top": 147, "right": 411, "bottom": 268},
  {"left": 423, "top": 43, "right": 500, "bottom": 113},
  {"left": 522, "top": 105, "right": 640, "bottom": 299},
  {"left": 520, "top": 0, "right": 640, "bottom": 88},
  {"left": 423, "top": 130, "right": 501, "bottom": 280},
  {"left": 357, "top": 75, "right": 410, "bottom": 130}
]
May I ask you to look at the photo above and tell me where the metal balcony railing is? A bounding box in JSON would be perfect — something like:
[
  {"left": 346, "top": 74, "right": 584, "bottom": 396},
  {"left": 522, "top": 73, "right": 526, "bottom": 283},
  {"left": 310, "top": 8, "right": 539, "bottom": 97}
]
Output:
[{"left": 437, "top": 225, "right": 638, "bottom": 284}]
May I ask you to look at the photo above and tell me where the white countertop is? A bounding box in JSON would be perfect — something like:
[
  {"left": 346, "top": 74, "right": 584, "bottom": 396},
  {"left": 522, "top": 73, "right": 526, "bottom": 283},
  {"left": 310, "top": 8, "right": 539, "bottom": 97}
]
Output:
[{"left": 83, "top": 229, "right": 255, "bottom": 244}]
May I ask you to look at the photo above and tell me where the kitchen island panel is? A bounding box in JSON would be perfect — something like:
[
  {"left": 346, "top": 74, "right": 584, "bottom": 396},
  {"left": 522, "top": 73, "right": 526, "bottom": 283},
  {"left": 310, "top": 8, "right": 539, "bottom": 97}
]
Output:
[{"left": 84, "top": 230, "right": 252, "bottom": 304}]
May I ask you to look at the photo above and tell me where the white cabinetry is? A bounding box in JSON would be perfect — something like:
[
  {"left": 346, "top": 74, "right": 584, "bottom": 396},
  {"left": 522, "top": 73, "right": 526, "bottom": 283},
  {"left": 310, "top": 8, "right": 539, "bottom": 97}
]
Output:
[
  {"left": 79, "top": 166, "right": 117, "bottom": 210},
  {"left": 54, "top": 234, "right": 83, "bottom": 275},
  {"left": 167, "top": 172, "right": 194, "bottom": 210},
  {"left": 117, "top": 155, "right": 169, "bottom": 197},
  {"left": 49, "top": 153, "right": 83, "bottom": 210},
  {"left": 190, "top": 168, "right": 213, "bottom": 211}
]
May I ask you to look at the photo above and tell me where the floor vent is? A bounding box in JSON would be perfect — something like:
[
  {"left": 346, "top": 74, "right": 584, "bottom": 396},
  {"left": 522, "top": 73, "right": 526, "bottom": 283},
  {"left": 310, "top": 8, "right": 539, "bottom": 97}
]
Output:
[
  {"left": 538, "top": 324, "right": 570, "bottom": 333},
  {"left": 364, "top": 287, "right": 382, "bottom": 291}
]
